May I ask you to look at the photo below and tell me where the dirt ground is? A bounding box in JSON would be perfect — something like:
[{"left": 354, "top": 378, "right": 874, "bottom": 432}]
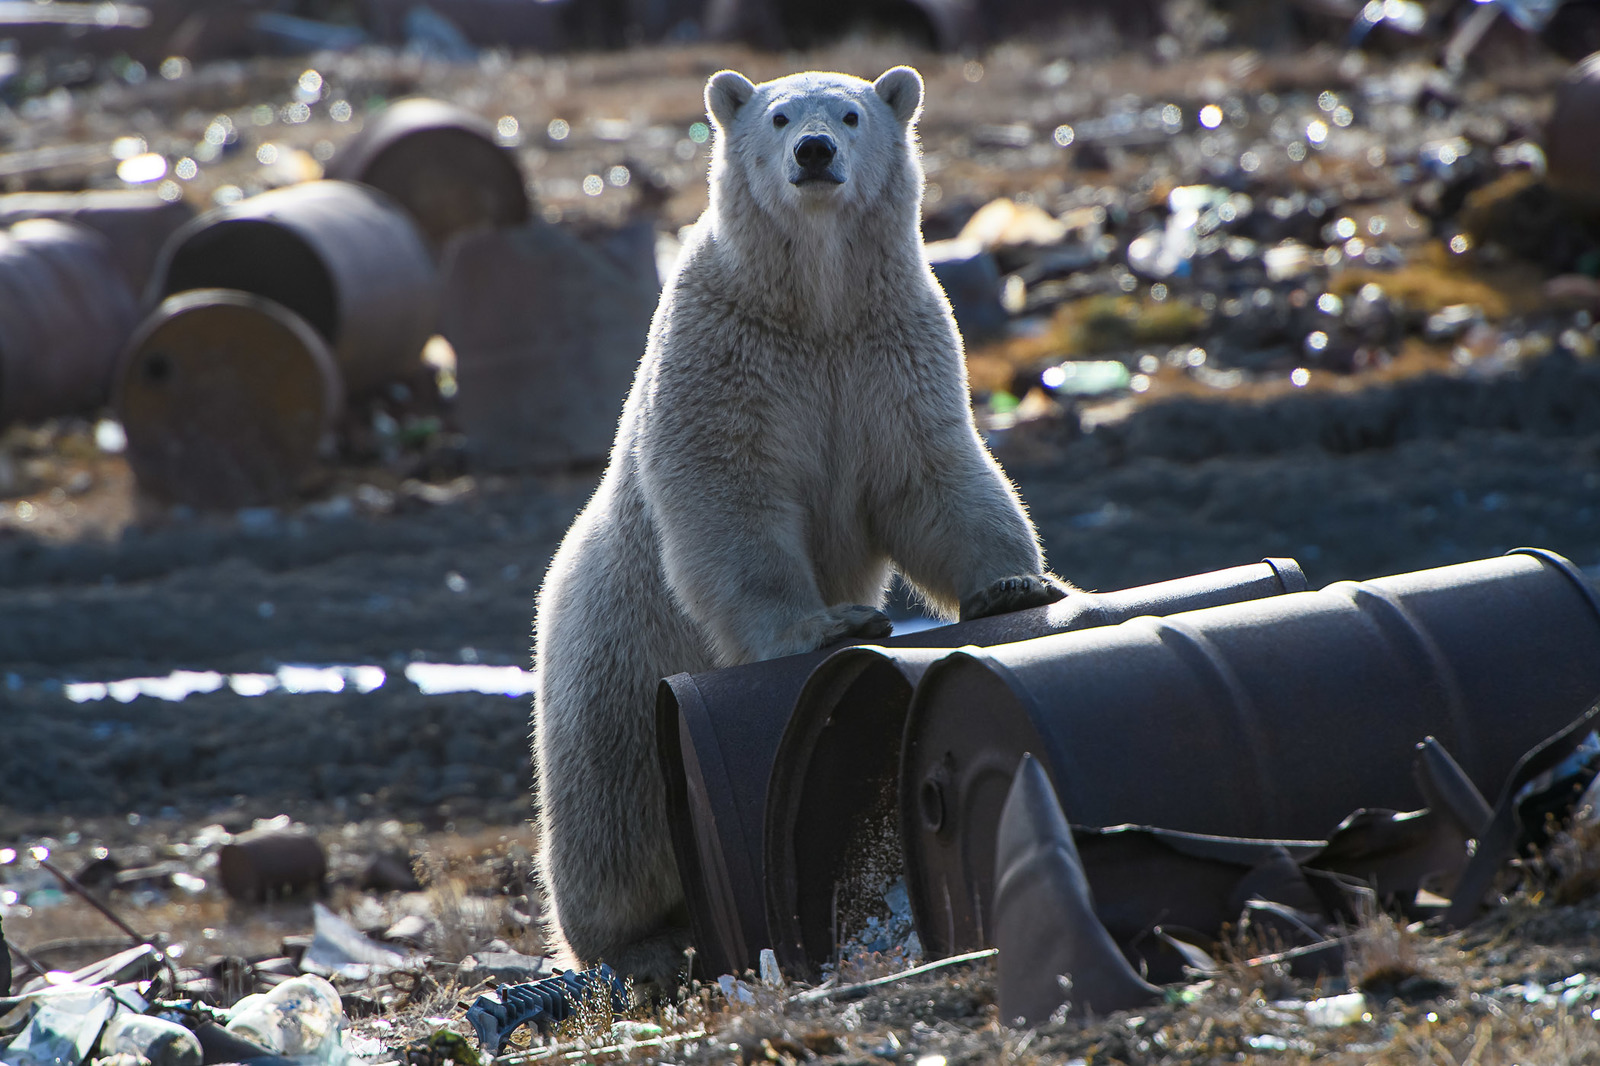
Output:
[{"left": 4, "top": 12, "right": 1600, "bottom": 1066}]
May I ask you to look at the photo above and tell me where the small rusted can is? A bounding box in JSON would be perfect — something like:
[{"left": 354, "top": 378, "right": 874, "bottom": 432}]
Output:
[
  {"left": 1545, "top": 51, "right": 1600, "bottom": 213},
  {"left": 115, "top": 289, "right": 342, "bottom": 509},
  {"left": 218, "top": 827, "right": 328, "bottom": 902},
  {"left": 0, "top": 218, "right": 138, "bottom": 427},
  {"left": 326, "top": 97, "right": 530, "bottom": 252},
  {"left": 150, "top": 180, "right": 438, "bottom": 395}
]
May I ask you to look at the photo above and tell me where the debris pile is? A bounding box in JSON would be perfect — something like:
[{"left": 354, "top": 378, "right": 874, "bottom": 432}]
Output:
[
  {"left": 3, "top": 6, "right": 1600, "bottom": 1065},
  {"left": 1, "top": 817, "right": 555, "bottom": 1064}
]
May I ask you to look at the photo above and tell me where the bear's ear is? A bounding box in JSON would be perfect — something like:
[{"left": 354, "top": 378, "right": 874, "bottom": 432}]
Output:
[
  {"left": 706, "top": 70, "right": 756, "bottom": 129},
  {"left": 873, "top": 66, "right": 924, "bottom": 125}
]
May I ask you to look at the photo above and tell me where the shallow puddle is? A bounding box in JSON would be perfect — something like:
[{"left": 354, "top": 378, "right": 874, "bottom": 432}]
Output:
[
  {"left": 57, "top": 615, "right": 943, "bottom": 703},
  {"left": 60, "top": 662, "right": 527, "bottom": 703}
]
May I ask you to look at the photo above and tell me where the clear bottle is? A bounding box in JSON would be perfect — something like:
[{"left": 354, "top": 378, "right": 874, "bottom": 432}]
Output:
[
  {"left": 224, "top": 974, "right": 344, "bottom": 1058},
  {"left": 99, "top": 1012, "right": 203, "bottom": 1066}
]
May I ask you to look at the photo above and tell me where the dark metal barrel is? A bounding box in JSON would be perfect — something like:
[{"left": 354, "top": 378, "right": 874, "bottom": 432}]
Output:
[
  {"left": 760, "top": 559, "right": 1307, "bottom": 977},
  {"left": 1545, "top": 51, "right": 1600, "bottom": 212},
  {"left": 150, "top": 180, "right": 438, "bottom": 395},
  {"left": 657, "top": 558, "right": 1306, "bottom": 977},
  {"left": 0, "top": 190, "right": 195, "bottom": 295},
  {"left": 439, "top": 219, "right": 658, "bottom": 471},
  {"left": 217, "top": 826, "right": 327, "bottom": 902},
  {"left": 325, "top": 97, "right": 530, "bottom": 252},
  {"left": 900, "top": 548, "right": 1600, "bottom": 960},
  {"left": 0, "top": 219, "right": 137, "bottom": 427},
  {"left": 114, "top": 289, "right": 343, "bottom": 508}
]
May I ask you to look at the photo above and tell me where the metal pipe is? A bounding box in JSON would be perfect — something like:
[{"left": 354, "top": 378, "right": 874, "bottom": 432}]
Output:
[{"left": 38, "top": 858, "right": 149, "bottom": 945}]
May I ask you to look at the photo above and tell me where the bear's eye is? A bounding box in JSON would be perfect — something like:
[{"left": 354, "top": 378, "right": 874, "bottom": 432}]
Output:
[
  {"left": 843, "top": 111, "right": 859, "bottom": 126},
  {"left": 772, "top": 113, "right": 788, "bottom": 128}
]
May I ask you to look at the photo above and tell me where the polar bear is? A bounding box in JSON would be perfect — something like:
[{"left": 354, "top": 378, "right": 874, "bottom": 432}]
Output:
[{"left": 531, "top": 65, "right": 1069, "bottom": 988}]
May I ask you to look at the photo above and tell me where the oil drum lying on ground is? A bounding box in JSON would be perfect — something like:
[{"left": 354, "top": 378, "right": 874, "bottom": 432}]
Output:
[
  {"left": 0, "top": 219, "right": 137, "bottom": 428},
  {"left": 325, "top": 97, "right": 530, "bottom": 253},
  {"left": 0, "top": 190, "right": 195, "bottom": 296},
  {"left": 115, "top": 289, "right": 342, "bottom": 508},
  {"left": 149, "top": 180, "right": 437, "bottom": 395},
  {"left": 657, "top": 558, "right": 1307, "bottom": 977},
  {"left": 900, "top": 548, "right": 1600, "bottom": 960}
]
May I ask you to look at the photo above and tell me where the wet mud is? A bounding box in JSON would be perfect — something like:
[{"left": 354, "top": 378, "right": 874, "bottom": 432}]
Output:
[{"left": 4, "top": 359, "right": 1600, "bottom": 821}]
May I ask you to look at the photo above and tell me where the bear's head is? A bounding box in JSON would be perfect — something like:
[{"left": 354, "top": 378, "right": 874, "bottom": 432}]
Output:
[{"left": 704, "top": 67, "right": 924, "bottom": 226}]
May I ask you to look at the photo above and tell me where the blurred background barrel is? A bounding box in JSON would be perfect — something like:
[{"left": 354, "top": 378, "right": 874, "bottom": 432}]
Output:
[
  {"left": 326, "top": 97, "right": 531, "bottom": 252},
  {"left": 114, "top": 289, "right": 343, "bottom": 508},
  {"left": 149, "top": 180, "right": 438, "bottom": 396},
  {"left": 0, "top": 219, "right": 138, "bottom": 429}
]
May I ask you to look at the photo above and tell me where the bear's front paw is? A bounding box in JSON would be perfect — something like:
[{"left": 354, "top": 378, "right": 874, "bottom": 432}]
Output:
[
  {"left": 820, "top": 603, "right": 894, "bottom": 648},
  {"left": 960, "top": 574, "right": 1071, "bottom": 622},
  {"left": 754, "top": 604, "right": 894, "bottom": 661}
]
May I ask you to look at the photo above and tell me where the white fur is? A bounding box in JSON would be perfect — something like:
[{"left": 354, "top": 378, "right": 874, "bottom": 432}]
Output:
[{"left": 531, "top": 66, "right": 1062, "bottom": 986}]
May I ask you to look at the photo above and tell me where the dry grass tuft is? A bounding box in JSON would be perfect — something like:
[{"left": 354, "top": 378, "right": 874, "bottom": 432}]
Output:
[
  {"left": 965, "top": 292, "right": 1207, "bottom": 395},
  {"left": 1523, "top": 807, "right": 1600, "bottom": 908},
  {"left": 1328, "top": 241, "right": 1538, "bottom": 319},
  {"left": 545, "top": 971, "right": 635, "bottom": 1046},
  {"left": 1065, "top": 293, "right": 1211, "bottom": 355},
  {"left": 412, "top": 856, "right": 522, "bottom": 964},
  {"left": 1394, "top": 1007, "right": 1600, "bottom": 1066},
  {"left": 1345, "top": 896, "right": 1438, "bottom": 1002},
  {"left": 832, "top": 945, "right": 920, "bottom": 984}
]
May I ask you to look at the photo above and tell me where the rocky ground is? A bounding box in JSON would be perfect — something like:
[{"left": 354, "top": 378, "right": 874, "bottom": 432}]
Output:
[{"left": 4, "top": 9, "right": 1600, "bottom": 1065}]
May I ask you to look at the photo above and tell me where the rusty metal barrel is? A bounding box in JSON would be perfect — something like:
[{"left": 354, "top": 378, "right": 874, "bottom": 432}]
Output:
[
  {"left": 218, "top": 826, "right": 328, "bottom": 902},
  {"left": 760, "top": 559, "right": 1307, "bottom": 977},
  {"left": 0, "top": 218, "right": 138, "bottom": 427},
  {"left": 1545, "top": 51, "right": 1600, "bottom": 212},
  {"left": 657, "top": 558, "right": 1307, "bottom": 977},
  {"left": 0, "top": 190, "right": 195, "bottom": 295},
  {"left": 325, "top": 97, "right": 530, "bottom": 252},
  {"left": 114, "top": 289, "right": 342, "bottom": 508},
  {"left": 900, "top": 548, "right": 1600, "bottom": 961},
  {"left": 150, "top": 180, "right": 438, "bottom": 395}
]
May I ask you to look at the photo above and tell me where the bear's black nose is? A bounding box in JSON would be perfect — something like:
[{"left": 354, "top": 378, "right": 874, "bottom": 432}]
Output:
[{"left": 794, "top": 135, "right": 836, "bottom": 174}]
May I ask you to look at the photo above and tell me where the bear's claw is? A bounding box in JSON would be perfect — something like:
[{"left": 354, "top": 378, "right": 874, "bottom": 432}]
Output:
[
  {"left": 824, "top": 604, "right": 893, "bottom": 646},
  {"left": 960, "top": 574, "right": 1070, "bottom": 622}
]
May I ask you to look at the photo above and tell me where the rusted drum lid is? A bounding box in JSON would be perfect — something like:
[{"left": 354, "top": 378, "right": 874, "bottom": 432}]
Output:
[
  {"left": 115, "top": 289, "right": 342, "bottom": 509},
  {"left": 327, "top": 97, "right": 530, "bottom": 251}
]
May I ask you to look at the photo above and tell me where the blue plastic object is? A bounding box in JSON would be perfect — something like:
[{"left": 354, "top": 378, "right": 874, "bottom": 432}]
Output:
[{"left": 464, "top": 966, "right": 629, "bottom": 1051}]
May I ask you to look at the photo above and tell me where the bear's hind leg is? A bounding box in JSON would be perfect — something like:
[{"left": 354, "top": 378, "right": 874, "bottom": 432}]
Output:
[
  {"left": 599, "top": 921, "right": 694, "bottom": 995},
  {"left": 533, "top": 578, "right": 702, "bottom": 992}
]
